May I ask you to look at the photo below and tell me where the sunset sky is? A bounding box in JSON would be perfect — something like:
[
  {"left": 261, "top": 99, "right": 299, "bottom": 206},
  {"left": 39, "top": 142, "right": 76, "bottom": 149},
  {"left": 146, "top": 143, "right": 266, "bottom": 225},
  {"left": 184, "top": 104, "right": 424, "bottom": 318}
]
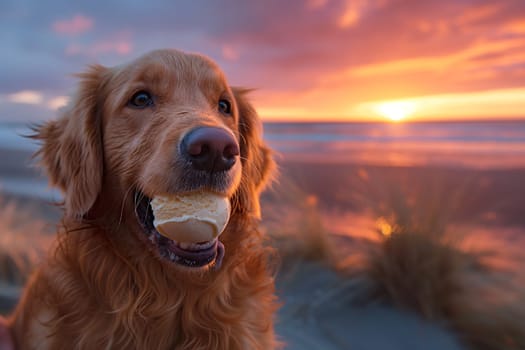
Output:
[{"left": 1, "top": 0, "right": 524, "bottom": 122}]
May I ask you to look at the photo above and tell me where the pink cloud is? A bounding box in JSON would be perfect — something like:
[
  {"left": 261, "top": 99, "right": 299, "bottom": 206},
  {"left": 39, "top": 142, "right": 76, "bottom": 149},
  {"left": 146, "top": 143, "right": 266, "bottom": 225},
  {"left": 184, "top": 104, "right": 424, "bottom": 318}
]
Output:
[
  {"left": 65, "top": 38, "right": 132, "bottom": 57},
  {"left": 221, "top": 45, "right": 239, "bottom": 61},
  {"left": 306, "top": 0, "right": 328, "bottom": 10},
  {"left": 457, "top": 4, "right": 502, "bottom": 26},
  {"left": 504, "top": 18, "right": 525, "bottom": 34},
  {"left": 53, "top": 14, "right": 93, "bottom": 35}
]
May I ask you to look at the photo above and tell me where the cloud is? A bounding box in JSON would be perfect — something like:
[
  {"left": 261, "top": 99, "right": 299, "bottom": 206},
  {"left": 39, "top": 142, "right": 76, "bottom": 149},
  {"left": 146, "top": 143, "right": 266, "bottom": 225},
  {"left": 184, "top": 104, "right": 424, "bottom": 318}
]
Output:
[
  {"left": 337, "top": 1, "right": 363, "bottom": 28},
  {"left": 336, "top": 0, "right": 385, "bottom": 28},
  {"left": 504, "top": 18, "right": 525, "bottom": 34},
  {"left": 1, "top": 0, "right": 525, "bottom": 121},
  {"left": 6, "top": 91, "right": 44, "bottom": 105},
  {"left": 65, "top": 39, "right": 132, "bottom": 57},
  {"left": 52, "top": 14, "right": 94, "bottom": 35},
  {"left": 0, "top": 92, "right": 69, "bottom": 121},
  {"left": 47, "top": 96, "right": 69, "bottom": 110},
  {"left": 2, "top": 91, "right": 68, "bottom": 110},
  {"left": 221, "top": 46, "right": 239, "bottom": 61},
  {"left": 456, "top": 3, "right": 503, "bottom": 26},
  {"left": 256, "top": 106, "right": 311, "bottom": 120},
  {"left": 345, "top": 37, "right": 525, "bottom": 78},
  {"left": 307, "top": 0, "right": 328, "bottom": 10}
]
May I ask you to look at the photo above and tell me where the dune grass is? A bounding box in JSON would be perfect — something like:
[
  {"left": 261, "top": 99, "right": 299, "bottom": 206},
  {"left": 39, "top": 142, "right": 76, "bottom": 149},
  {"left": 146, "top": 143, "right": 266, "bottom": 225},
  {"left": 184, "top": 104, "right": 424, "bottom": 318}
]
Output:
[
  {"left": 348, "top": 171, "right": 525, "bottom": 350},
  {"left": 262, "top": 176, "right": 335, "bottom": 270},
  {"left": 358, "top": 219, "right": 525, "bottom": 350},
  {"left": 264, "top": 167, "right": 525, "bottom": 349},
  {"left": 0, "top": 199, "right": 52, "bottom": 286}
]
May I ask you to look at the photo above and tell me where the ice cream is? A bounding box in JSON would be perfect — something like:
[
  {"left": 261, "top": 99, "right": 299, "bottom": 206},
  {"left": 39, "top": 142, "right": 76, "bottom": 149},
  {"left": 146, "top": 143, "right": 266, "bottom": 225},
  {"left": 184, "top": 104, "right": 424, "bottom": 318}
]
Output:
[{"left": 151, "top": 192, "right": 231, "bottom": 243}]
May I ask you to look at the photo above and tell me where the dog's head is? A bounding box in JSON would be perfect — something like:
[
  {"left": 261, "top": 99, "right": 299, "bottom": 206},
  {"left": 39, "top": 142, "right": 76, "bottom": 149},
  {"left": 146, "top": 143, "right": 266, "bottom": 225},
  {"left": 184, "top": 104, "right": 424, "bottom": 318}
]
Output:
[{"left": 35, "top": 49, "right": 274, "bottom": 270}]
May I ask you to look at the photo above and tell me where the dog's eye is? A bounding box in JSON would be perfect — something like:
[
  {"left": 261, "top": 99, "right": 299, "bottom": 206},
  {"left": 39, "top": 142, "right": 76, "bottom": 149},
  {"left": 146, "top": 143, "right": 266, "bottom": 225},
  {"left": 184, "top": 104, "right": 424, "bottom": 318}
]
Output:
[
  {"left": 129, "top": 91, "right": 154, "bottom": 108},
  {"left": 218, "top": 99, "right": 231, "bottom": 115}
]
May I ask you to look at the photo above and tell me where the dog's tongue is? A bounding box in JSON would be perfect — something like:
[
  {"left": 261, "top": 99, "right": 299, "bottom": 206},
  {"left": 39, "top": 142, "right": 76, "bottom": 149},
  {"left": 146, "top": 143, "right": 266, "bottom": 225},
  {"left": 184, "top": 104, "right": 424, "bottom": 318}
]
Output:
[{"left": 160, "top": 236, "right": 225, "bottom": 269}]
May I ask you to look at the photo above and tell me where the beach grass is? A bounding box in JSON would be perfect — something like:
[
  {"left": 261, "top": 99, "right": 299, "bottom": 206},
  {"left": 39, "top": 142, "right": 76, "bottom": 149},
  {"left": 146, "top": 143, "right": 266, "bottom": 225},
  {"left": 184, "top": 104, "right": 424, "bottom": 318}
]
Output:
[
  {"left": 263, "top": 168, "right": 525, "bottom": 349},
  {"left": 358, "top": 220, "right": 525, "bottom": 350},
  {"left": 344, "top": 174, "right": 525, "bottom": 350},
  {"left": 263, "top": 176, "right": 336, "bottom": 270},
  {"left": 0, "top": 199, "right": 52, "bottom": 286}
]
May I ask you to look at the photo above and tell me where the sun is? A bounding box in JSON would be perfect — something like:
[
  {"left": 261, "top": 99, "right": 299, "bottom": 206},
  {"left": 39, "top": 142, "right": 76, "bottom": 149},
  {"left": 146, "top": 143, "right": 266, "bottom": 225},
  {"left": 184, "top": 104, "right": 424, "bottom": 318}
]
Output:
[{"left": 375, "top": 101, "right": 416, "bottom": 122}]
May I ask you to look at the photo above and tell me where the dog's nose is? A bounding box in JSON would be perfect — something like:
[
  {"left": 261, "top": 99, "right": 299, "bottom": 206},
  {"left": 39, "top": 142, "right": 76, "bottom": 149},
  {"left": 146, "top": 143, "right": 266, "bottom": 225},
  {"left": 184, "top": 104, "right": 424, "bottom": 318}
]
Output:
[{"left": 181, "top": 127, "right": 240, "bottom": 172}]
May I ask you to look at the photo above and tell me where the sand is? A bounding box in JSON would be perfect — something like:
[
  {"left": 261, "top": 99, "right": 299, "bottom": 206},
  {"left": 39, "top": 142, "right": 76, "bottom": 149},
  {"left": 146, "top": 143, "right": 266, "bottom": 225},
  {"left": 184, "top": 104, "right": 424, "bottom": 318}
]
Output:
[
  {"left": 2, "top": 147, "right": 525, "bottom": 349},
  {"left": 276, "top": 263, "right": 464, "bottom": 350}
]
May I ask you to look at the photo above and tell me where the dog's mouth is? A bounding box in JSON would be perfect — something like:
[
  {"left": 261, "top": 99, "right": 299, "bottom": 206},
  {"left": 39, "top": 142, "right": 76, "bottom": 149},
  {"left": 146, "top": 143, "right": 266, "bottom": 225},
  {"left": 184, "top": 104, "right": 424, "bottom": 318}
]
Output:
[{"left": 134, "top": 192, "right": 225, "bottom": 269}]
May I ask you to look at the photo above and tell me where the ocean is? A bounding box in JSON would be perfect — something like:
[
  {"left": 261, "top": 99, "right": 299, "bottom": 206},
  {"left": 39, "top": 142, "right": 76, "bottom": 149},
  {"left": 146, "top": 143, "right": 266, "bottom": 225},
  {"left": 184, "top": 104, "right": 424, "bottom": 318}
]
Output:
[
  {"left": 263, "top": 120, "right": 525, "bottom": 168},
  {"left": 1, "top": 120, "right": 525, "bottom": 200}
]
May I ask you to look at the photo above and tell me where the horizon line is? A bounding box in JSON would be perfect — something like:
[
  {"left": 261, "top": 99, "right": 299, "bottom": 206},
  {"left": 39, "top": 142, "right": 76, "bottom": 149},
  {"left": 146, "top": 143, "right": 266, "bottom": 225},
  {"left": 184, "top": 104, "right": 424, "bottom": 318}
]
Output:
[{"left": 261, "top": 117, "right": 525, "bottom": 124}]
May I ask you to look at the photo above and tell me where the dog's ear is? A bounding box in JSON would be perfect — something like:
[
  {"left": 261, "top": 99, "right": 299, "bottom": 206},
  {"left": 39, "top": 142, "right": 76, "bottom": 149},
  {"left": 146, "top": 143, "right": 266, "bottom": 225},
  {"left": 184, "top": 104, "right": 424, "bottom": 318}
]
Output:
[
  {"left": 33, "top": 65, "right": 107, "bottom": 219},
  {"left": 232, "top": 88, "right": 275, "bottom": 218}
]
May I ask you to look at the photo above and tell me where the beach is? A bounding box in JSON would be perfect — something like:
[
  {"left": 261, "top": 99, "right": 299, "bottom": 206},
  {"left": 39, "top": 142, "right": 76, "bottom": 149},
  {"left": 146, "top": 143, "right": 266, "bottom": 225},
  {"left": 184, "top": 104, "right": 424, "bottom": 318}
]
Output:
[
  {"left": 1, "top": 122, "right": 525, "bottom": 349},
  {"left": 3, "top": 0, "right": 525, "bottom": 347}
]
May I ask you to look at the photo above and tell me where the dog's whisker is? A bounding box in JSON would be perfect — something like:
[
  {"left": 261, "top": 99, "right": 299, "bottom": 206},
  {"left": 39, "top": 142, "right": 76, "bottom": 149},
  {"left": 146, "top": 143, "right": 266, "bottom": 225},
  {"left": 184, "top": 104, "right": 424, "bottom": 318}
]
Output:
[
  {"left": 130, "top": 189, "right": 151, "bottom": 228},
  {"left": 117, "top": 184, "right": 137, "bottom": 230}
]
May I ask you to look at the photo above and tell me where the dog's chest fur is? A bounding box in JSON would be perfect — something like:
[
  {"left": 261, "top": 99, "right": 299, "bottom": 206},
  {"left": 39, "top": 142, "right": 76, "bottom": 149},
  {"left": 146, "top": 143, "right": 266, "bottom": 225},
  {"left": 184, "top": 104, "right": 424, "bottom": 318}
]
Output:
[{"left": 11, "top": 230, "right": 276, "bottom": 350}]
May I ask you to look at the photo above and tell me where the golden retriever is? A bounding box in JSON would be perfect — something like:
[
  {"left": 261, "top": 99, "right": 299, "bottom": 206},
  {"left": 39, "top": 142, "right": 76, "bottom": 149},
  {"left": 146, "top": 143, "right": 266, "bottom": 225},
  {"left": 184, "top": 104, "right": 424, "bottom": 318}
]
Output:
[{"left": 7, "top": 49, "right": 278, "bottom": 349}]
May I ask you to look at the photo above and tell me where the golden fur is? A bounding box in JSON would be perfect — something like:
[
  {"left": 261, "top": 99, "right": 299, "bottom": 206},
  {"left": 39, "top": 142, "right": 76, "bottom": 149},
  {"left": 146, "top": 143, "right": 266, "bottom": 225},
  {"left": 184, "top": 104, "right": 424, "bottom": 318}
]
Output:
[{"left": 8, "top": 49, "right": 278, "bottom": 349}]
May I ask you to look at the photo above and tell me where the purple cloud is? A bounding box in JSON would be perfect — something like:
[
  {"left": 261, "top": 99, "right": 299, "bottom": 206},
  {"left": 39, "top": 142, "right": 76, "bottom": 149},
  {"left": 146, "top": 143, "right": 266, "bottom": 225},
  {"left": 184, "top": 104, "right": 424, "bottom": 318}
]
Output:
[{"left": 52, "top": 14, "right": 94, "bottom": 35}]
